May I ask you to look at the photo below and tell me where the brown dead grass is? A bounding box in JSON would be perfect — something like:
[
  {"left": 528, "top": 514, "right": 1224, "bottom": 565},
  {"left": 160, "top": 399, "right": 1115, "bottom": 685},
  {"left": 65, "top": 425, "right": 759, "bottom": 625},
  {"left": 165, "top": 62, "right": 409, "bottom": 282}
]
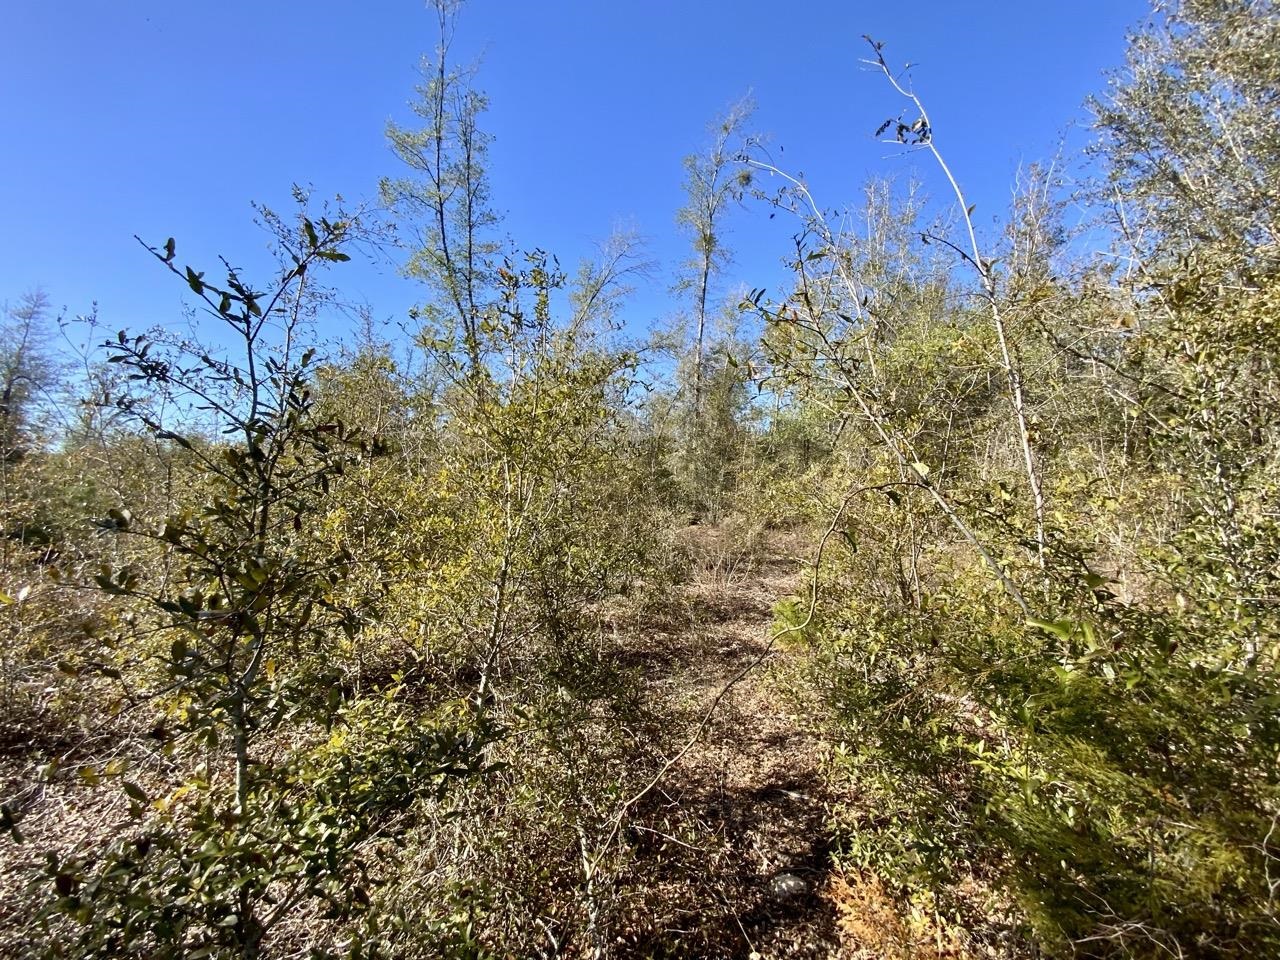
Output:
[{"left": 826, "top": 872, "right": 979, "bottom": 960}]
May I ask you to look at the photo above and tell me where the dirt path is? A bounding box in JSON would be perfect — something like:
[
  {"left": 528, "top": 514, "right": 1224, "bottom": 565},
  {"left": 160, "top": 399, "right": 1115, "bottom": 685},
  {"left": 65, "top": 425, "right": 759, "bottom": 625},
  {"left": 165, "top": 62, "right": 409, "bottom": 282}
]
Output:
[{"left": 620, "top": 529, "right": 847, "bottom": 958}]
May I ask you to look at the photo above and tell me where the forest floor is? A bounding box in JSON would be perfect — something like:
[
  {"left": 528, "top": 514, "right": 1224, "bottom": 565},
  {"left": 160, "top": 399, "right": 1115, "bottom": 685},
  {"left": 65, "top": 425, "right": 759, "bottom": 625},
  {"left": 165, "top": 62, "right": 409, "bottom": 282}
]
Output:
[{"left": 614, "top": 524, "right": 852, "bottom": 959}]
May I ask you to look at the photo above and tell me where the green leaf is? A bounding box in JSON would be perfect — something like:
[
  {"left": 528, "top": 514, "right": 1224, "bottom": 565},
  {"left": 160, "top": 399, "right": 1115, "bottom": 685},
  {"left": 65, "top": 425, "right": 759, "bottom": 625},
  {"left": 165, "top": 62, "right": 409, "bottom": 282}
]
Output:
[
  {"left": 1027, "top": 617, "right": 1074, "bottom": 641},
  {"left": 94, "top": 574, "right": 127, "bottom": 596},
  {"left": 122, "top": 782, "right": 147, "bottom": 804},
  {"left": 1080, "top": 620, "right": 1099, "bottom": 650}
]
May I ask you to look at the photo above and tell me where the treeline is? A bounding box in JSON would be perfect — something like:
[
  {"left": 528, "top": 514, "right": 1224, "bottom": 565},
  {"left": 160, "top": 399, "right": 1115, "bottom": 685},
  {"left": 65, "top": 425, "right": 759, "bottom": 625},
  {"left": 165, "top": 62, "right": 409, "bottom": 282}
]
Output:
[{"left": 2, "top": 0, "right": 1278, "bottom": 957}]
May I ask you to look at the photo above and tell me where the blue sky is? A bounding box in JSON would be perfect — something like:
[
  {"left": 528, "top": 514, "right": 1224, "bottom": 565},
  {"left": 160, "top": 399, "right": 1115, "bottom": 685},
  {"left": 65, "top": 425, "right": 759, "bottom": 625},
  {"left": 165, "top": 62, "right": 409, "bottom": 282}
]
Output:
[{"left": 1, "top": 1, "right": 1149, "bottom": 349}]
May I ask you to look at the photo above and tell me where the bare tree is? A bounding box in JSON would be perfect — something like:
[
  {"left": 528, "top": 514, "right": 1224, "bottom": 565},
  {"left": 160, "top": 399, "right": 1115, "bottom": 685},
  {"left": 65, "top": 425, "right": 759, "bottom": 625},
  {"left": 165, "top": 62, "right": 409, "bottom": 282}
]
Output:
[{"left": 865, "top": 39, "right": 1049, "bottom": 565}]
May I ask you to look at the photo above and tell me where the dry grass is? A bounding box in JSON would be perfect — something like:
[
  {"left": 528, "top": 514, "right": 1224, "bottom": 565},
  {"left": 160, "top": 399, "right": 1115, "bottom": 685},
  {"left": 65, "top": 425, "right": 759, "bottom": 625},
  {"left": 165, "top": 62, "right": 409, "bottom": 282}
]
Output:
[{"left": 826, "top": 872, "right": 980, "bottom": 960}]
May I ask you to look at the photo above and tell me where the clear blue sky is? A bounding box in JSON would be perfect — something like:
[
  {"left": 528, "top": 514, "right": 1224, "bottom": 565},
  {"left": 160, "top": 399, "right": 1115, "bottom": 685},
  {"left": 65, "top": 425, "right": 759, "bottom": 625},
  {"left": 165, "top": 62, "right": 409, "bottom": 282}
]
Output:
[{"left": 1, "top": 1, "right": 1149, "bottom": 347}]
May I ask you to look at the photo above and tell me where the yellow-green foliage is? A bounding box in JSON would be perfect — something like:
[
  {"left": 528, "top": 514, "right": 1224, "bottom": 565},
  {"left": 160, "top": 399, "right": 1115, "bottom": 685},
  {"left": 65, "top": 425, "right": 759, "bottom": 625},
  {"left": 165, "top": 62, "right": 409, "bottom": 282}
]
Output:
[{"left": 761, "top": 17, "right": 1280, "bottom": 947}]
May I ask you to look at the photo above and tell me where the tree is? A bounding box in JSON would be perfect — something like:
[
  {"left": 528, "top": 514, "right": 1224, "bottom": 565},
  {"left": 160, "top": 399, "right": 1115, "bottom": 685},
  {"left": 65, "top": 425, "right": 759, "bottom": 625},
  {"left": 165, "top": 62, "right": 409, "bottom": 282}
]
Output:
[
  {"left": 567, "top": 227, "right": 654, "bottom": 338},
  {"left": 675, "top": 97, "right": 753, "bottom": 423},
  {"left": 381, "top": 0, "right": 500, "bottom": 391},
  {"left": 1090, "top": 0, "right": 1280, "bottom": 272},
  {"left": 866, "top": 39, "right": 1049, "bottom": 565},
  {"left": 35, "top": 203, "right": 499, "bottom": 958},
  {"left": 0, "top": 291, "right": 60, "bottom": 466}
]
